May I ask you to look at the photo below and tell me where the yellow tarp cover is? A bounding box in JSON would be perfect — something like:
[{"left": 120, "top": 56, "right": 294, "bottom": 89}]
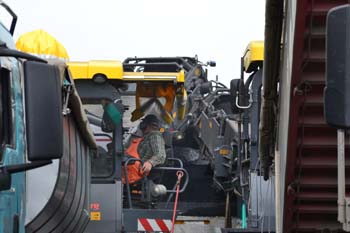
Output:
[
  {"left": 243, "top": 40, "right": 264, "bottom": 73},
  {"left": 16, "top": 29, "right": 69, "bottom": 60}
]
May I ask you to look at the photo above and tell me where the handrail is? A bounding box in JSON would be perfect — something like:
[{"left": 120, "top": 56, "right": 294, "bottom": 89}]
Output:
[
  {"left": 166, "top": 158, "right": 183, "bottom": 168},
  {"left": 152, "top": 166, "right": 189, "bottom": 193},
  {"left": 123, "top": 62, "right": 182, "bottom": 71},
  {"left": 0, "top": 2, "right": 17, "bottom": 35},
  {"left": 123, "top": 56, "right": 195, "bottom": 71},
  {"left": 123, "top": 158, "right": 139, "bottom": 208},
  {"left": 123, "top": 157, "right": 189, "bottom": 209}
]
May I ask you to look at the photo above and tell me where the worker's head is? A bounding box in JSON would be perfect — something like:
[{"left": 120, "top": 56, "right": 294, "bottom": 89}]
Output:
[{"left": 140, "top": 114, "right": 160, "bottom": 134}]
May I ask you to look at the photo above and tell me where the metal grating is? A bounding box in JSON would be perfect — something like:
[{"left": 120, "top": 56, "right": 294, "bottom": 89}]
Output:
[{"left": 283, "top": 0, "right": 350, "bottom": 232}]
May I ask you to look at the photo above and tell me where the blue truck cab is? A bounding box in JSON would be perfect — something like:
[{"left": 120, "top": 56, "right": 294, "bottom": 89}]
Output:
[
  {"left": 0, "top": 3, "right": 95, "bottom": 233},
  {"left": 0, "top": 7, "right": 27, "bottom": 232}
]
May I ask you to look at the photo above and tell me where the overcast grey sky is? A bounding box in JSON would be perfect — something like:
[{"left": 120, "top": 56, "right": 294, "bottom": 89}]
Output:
[{"left": 6, "top": 0, "right": 265, "bottom": 85}]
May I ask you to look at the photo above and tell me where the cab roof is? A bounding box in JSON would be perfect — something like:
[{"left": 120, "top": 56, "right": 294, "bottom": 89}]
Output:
[{"left": 68, "top": 60, "right": 185, "bottom": 83}]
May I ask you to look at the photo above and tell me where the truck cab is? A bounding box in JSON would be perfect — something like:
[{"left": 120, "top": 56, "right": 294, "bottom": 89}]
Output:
[
  {"left": 0, "top": 3, "right": 95, "bottom": 233},
  {"left": 68, "top": 59, "right": 190, "bottom": 232}
]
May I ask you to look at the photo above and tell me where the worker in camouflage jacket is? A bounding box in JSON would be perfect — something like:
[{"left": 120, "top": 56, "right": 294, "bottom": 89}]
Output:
[{"left": 124, "top": 114, "right": 166, "bottom": 183}]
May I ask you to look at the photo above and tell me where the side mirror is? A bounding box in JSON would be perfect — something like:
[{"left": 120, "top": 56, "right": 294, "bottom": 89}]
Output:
[
  {"left": 24, "top": 61, "right": 63, "bottom": 161},
  {"left": 324, "top": 5, "right": 350, "bottom": 129},
  {"left": 207, "top": 61, "right": 216, "bottom": 67}
]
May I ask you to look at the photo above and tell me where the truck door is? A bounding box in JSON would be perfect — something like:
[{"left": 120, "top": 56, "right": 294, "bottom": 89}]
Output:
[
  {"left": 0, "top": 62, "right": 26, "bottom": 233},
  {"left": 83, "top": 101, "right": 119, "bottom": 233}
]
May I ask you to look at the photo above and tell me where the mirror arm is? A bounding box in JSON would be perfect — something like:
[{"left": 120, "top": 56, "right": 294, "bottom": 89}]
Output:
[
  {"left": 0, "top": 160, "right": 52, "bottom": 191},
  {"left": 0, "top": 47, "right": 47, "bottom": 63},
  {"left": 3, "top": 160, "right": 52, "bottom": 174}
]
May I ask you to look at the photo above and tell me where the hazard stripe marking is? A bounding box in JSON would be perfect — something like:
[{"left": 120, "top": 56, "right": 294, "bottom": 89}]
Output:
[
  {"left": 155, "top": 218, "right": 170, "bottom": 232},
  {"left": 137, "top": 218, "right": 172, "bottom": 232},
  {"left": 164, "top": 219, "right": 172, "bottom": 230},
  {"left": 139, "top": 218, "right": 153, "bottom": 231},
  {"left": 147, "top": 219, "right": 159, "bottom": 231}
]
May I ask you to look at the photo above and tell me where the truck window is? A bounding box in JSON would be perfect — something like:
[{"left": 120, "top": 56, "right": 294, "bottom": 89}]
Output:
[
  {"left": 0, "top": 68, "right": 12, "bottom": 162},
  {"left": 84, "top": 96, "right": 137, "bottom": 180},
  {"left": 84, "top": 104, "right": 114, "bottom": 179}
]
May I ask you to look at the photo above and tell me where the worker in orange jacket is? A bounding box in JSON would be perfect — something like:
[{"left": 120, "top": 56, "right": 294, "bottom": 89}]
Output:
[{"left": 123, "top": 114, "right": 166, "bottom": 184}]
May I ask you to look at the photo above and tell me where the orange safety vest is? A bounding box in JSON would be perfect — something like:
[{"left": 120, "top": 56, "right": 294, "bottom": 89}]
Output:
[{"left": 122, "top": 137, "right": 144, "bottom": 184}]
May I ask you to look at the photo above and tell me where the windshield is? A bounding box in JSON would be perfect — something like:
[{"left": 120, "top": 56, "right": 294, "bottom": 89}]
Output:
[{"left": 78, "top": 80, "right": 174, "bottom": 179}]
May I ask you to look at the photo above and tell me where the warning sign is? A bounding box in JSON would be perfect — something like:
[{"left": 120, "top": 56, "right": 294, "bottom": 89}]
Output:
[
  {"left": 90, "top": 203, "right": 100, "bottom": 211},
  {"left": 90, "top": 212, "right": 101, "bottom": 221}
]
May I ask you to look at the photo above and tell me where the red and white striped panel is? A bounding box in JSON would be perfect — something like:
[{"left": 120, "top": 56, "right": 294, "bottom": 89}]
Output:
[{"left": 137, "top": 218, "right": 172, "bottom": 232}]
